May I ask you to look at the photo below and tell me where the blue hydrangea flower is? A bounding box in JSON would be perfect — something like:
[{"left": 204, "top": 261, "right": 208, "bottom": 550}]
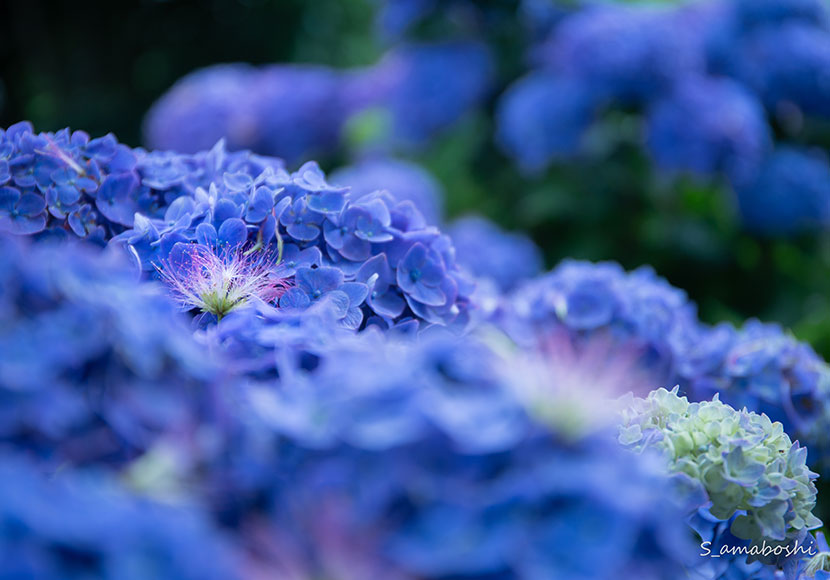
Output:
[
  {"left": 374, "top": 0, "right": 494, "bottom": 43},
  {"left": 373, "top": 0, "right": 483, "bottom": 42},
  {"left": 0, "top": 452, "right": 240, "bottom": 580},
  {"left": 331, "top": 157, "right": 444, "bottom": 225},
  {"left": 144, "top": 64, "right": 347, "bottom": 164},
  {"left": 495, "top": 73, "right": 600, "bottom": 173},
  {"left": 0, "top": 185, "right": 47, "bottom": 234},
  {"left": 713, "top": 23, "right": 830, "bottom": 120},
  {"left": 356, "top": 252, "right": 407, "bottom": 319},
  {"left": 677, "top": 319, "right": 830, "bottom": 475},
  {"left": 448, "top": 215, "right": 543, "bottom": 292},
  {"left": 351, "top": 41, "right": 494, "bottom": 147},
  {"left": 273, "top": 243, "right": 322, "bottom": 278},
  {"left": 504, "top": 260, "right": 698, "bottom": 386},
  {"left": 143, "top": 65, "right": 261, "bottom": 156},
  {"left": 207, "top": 331, "right": 695, "bottom": 579},
  {"left": 324, "top": 196, "right": 394, "bottom": 262},
  {"left": 537, "top": 4, "right": 704, "bottom": 104},
  {"left": 731, "top": 147, "right": 830, "bottom": 235},
  {"left": 0, "top": 234, "right": 222, "bottom": 469},
  {"left": 646, "top": 77, "right": 771, "bottom": 181},
  {"left": 0, "top": 122, "right": 141, "bottom": 239},
  {"left": 279, "top": 266, "right": 368, "bottom": 329},
  {"left": 101, "top": 145, "right": 474, "bottom": 329},
  {"left": 397, "top": 241, "right": 448, "bottom": 307}
]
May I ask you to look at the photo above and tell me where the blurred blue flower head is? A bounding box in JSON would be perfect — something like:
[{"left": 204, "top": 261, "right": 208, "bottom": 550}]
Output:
[
  {"left": 538, "top": 4, "right": 704, "bottom": 104},
  {"left": 0, "top": 452, "right": 239, "bottom": 580},
  {"left": 504, "top": 260, "right": 698, "bottom": 387},
  {"left": 331, "top": 157, "right": 444, "bottom": 225},
  {"left": 646, "top": 77, "right": 771, "bottom": 181},
  {"left": 232, "top": 330, "right": 696, "bottom": 579},
  {"left": 496, "top": 73, "right": 600, "bottom": 173},
  {"left": 732, "top": 147, "right": 830, "bottom": 235},
  {"left": 0, "top": 234, "right": 222, "bottom": 469},
  {"left": 347, "top": 41, "right": 494, "bottom": 148},
  {"left": 678, "top": 319, "right": 830, "bottom": 473},
  {"left": 448, "top": 215, "right": 543, "bottom": 291},
  {"left": 144, "top": 64, "right": 347, "bottom": 165}
]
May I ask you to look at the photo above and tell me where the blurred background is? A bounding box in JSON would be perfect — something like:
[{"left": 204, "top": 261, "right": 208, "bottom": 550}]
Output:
[{"left": 3, "top": 0, "right": 830, "bottom": 356}]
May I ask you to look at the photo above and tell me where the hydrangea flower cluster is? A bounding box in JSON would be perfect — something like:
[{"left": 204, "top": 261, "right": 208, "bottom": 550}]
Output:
[
  {"left": 373, "top": 0, "right": 484, "bottom": 41},
  {"left": 1, "top": 123, "right": 474, "bottom": 330},
  {"left": 502, "top": 260, "right": 698, "bottom": 388},
  {"left": 620, "top": 387, "right": 822, "bottom": 578},
  {"left": 0, "top": 121, "right": 140, "bottom": 240},
  {"left": 348, "top": 41, "right": 493, "bottom": 148},
  {"left": 500, "top": 259, "right": 830, "bottom": 478},
  {"left": 0, "top": 122, "right": 287, "bottom": 242},
  {"left": 0, "top": 452, "right": 239, "bottom": 580},
  {"left": 497, "top": 0, "right": 830, "bottom": 235},
  {"left": 143, "top": 64, "right": 347, "bottom": 165},
  {"left": 0, "top": 234, "right": 223, "bottom": 469},
  {"left": 203, "top": 330, "right": 695, "bottom": 579},
  {"left": 732, "top": 148, "right": 830, "bottom": 235},
  {"left": 144, "top": 40, "right": 493, "bottom": 160},
  {"left": 7, "top": 114, "right": 830, "bottom": 579},
  {"left": 115, "top": 157, "right": 473, "bottom": 329},
  {"left": 676, "top": 320, "right": 830, "bottom": 474},
  {"left": 330, "top": 156, "right": 444, "bottom": 225},
  {"left": 0, "top": 264, "right": 703, "bottom": 580},
  {"left": 448, "top": 214, "right": 543, "bottom": 292}
]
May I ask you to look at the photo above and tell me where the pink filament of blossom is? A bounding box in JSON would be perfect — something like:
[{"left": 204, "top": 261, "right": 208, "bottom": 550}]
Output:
[
  {"left": 536, "top": 327, "right": 661, "bottom": 398},
  {"left": 157, "top": 243, "right": 292, "bottom": 314}
]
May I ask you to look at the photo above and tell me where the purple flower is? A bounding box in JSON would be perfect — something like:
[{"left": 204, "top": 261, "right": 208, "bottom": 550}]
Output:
[
  {"left": 279, "top": 266, "right": 369, "bottom": 329},
  {"left": 245, "top": 185, "right": 275, "bottom": 223},
  {"left": 0, "top": 186, "right": 47, "bottom": 234},
  {"left": 280, "top": 197, "right": 324, "bottom": 241},
  {"left": 283, "top": 266, "right": 344, "bottom": 306},
  {"left": 95, "top": 172, "right": 140, "bottom": 226},
  {"left": 274, "top": 243, "right": 322, "bottom": 278},
  {"left": 324, "top": 197, "right": 394, "bottom": 262},
  {"left": 0, "top": 123, "right": 142, "bottom": 239},
  {"left": 397, "top": 242, "right": 447, "bottom": 306},
  {"left": 291, "top": 161, "right": 349, "bottom": 214},
  {"left": 357, "top": 253, "right": 406, "bottom": 319}
]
